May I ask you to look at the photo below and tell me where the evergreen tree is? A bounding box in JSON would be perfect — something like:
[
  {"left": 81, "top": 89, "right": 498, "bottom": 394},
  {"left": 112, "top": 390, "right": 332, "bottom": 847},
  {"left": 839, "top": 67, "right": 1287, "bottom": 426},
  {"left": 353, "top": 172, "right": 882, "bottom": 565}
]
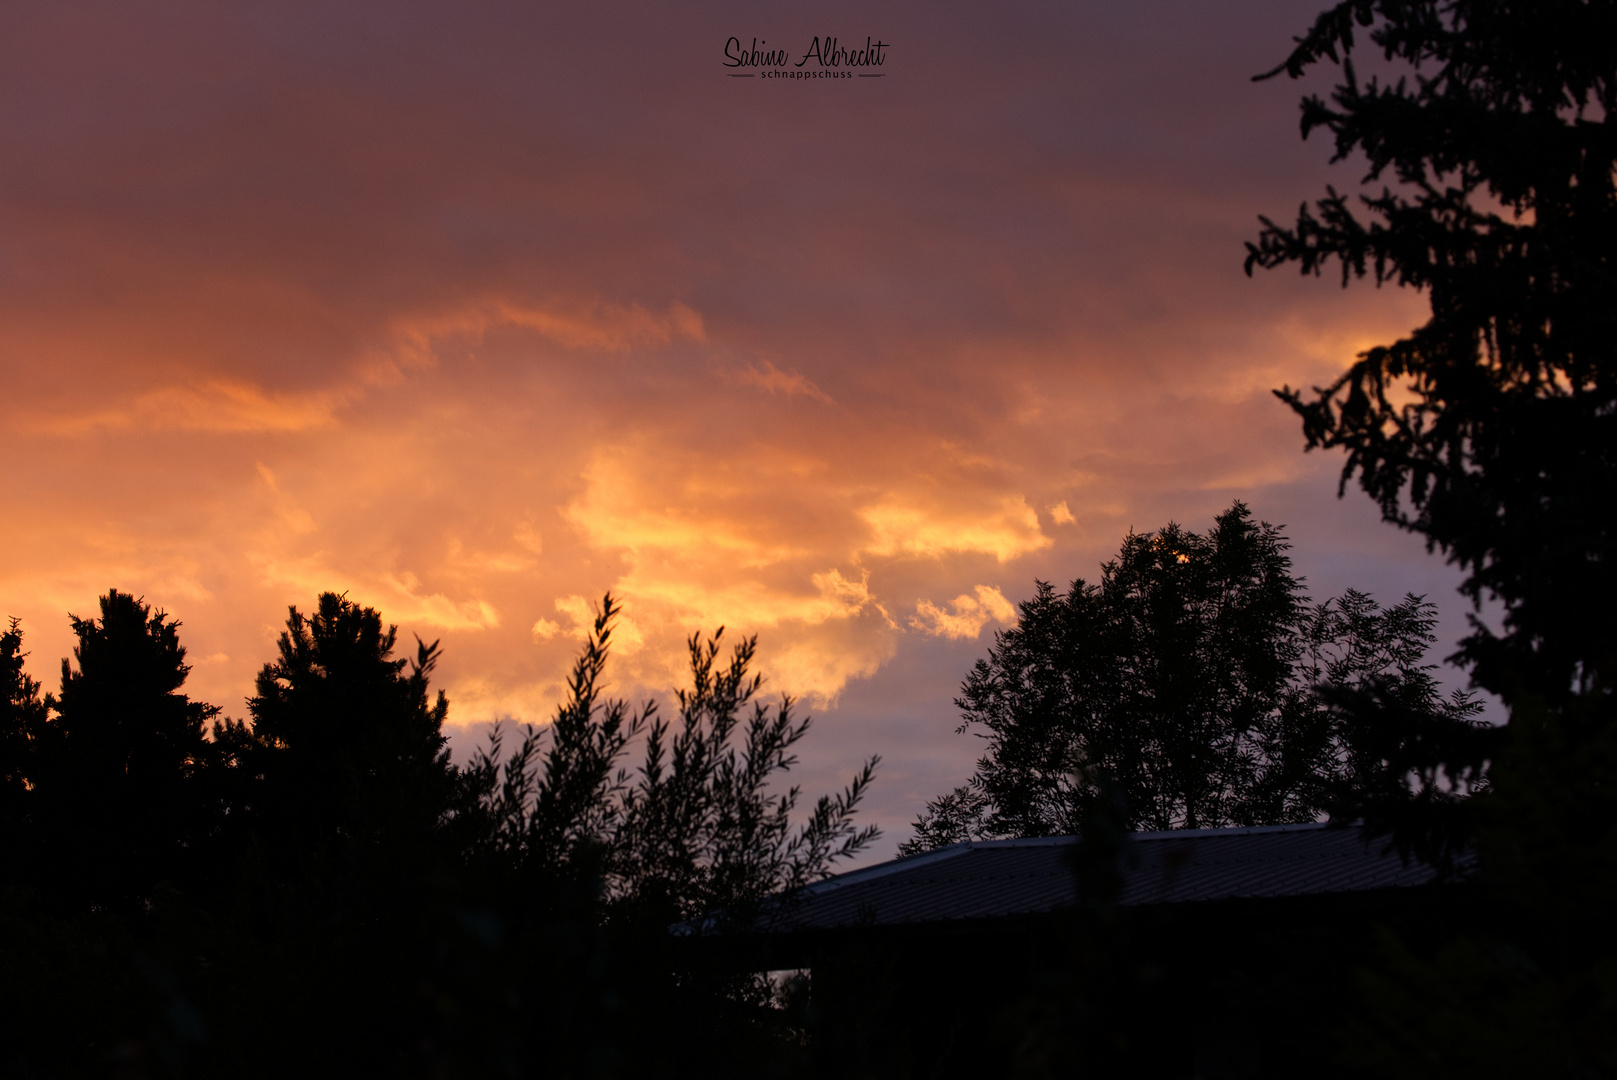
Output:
[
  {"left": 244, "top": 591, "right": 456, "bottom": 849},
  {"left": 1249, "top": 0, "right": 1616, "bottom": 716},
  {"left": 0, "top": 619, "right": 47, "bottom": 854},
  {"left": 1248, "top": 1, "right": 1617, "bottom": 1070},
  {"left": 0, "top": 588, "right": 878, "bottom": 1077},
  {"left": 168, "top": 594, "right": 467, "bottom": 1076},
  {"left": 31, "top": 591, "right": 219, "bottom": 906}
]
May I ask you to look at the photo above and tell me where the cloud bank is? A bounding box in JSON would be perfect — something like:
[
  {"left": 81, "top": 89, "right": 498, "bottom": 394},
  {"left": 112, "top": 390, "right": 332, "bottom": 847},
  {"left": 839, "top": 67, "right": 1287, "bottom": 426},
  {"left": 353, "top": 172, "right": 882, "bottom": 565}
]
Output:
[{"left": 0, "top": 0, "right": 1466, "bottom": 854}]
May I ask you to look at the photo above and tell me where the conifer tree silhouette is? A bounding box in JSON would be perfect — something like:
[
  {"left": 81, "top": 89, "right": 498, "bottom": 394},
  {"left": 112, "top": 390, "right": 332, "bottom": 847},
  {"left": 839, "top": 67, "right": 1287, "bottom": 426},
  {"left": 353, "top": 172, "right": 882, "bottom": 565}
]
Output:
[
  {"left": 245, "top": 591, "right": 454, "bottom": 849},
  {"left": 1248, "top": 2, "right": 1617, "bottom": 1070},
  {"left": 33, "top": 591, "right": 218, "bottom": 907},
  {"left": 0, "top": 619, "right": 47, "bottom": 861}
]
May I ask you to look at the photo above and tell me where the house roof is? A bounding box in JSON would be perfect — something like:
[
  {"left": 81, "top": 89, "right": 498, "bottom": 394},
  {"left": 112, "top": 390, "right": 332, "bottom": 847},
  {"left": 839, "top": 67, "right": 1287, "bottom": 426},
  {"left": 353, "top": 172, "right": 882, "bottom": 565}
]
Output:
[{"left": 750, "top": 822, "right": 1447, "bottom": 933}]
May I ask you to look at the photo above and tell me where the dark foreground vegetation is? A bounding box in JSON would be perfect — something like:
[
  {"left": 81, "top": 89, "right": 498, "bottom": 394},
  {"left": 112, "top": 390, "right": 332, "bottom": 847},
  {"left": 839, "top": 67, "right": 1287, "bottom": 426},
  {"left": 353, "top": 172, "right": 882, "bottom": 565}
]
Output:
[
  {"left": 906, "top": 501, "right": 1483, "bottom": 852},
  {"left": 1, "top": 592, "right": 877, "bottom": 1077},
  {"left": 896, "top": 0, "right": 1617, "bottom": 1072},
  {"left": 1242, "top": 0, "right": 1616, "bottom": 1073},
  {"left": 887, "top": 502, "right": 1493, "bottom": 1078},
  {"left": 3, "top": 0, "right": 1613, "bottom": 1075}
]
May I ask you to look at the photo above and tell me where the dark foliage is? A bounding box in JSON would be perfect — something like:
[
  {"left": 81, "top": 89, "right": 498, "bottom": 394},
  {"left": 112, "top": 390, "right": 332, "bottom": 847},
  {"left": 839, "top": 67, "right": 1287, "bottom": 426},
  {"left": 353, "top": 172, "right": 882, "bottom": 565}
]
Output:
[
  {"left": 904, "top": 503, "right": 1480, "bottom": 852},
  {"left": 463, "top": 596, "right": 877, "bottom": 926},
  {"left": 28, "top": 591, "right": 220, "bottom": 908},
  {"left": 0, "top": 619, "right": 47, "bottom": 836},
  {"left": 1248, "top": 1, "right": 1617, "bottom": 1073},
  {"left": 453, "top": 595, "right": 878, "bottom": 1076},
  {"left": 1281, "top": 588, "right": 1489, "bottom": 870},
  {"left": 241, "top": 592, "right": 458, "bottom": 850},
  {"left": 1248, "top": 0, "right": 1616, "bottom": 709},
  {"left": 611, "top": 627, "right": 880, "bottom": 927},
  {"left": 0, "top": 589, "right": 874, "bottom": 1078}
]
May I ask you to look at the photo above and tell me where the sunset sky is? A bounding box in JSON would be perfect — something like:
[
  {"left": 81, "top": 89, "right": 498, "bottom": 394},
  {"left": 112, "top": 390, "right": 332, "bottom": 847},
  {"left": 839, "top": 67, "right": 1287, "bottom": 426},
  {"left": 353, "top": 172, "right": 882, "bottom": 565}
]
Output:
[{"left": 0, "top": 0, "right": 1485, "bottom": 858}]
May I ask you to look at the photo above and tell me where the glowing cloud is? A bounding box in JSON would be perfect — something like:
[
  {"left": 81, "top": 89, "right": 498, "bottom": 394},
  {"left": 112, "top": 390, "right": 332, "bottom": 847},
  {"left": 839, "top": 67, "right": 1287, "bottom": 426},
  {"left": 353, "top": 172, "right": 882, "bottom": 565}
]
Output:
[
  {"left": 910, "top": 585, "right": 1018, "bottom": 640},
  {"left": 859, "top": 497, "right": 1051, "bottom": 563},
  {"left": 0, "top": 0, "right": 1471, "bottom": 853},
  {"left": 41, "top": 381, "right": 347, "bottom": 436}
]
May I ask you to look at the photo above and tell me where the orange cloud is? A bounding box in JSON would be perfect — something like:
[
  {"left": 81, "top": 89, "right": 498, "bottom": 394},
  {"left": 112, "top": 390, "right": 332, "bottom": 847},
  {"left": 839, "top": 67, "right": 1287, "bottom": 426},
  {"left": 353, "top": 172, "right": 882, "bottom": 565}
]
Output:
[
  {"left": 37, "top": 381, "right": 348, "bottom": 436},
  {"left": 390, "top": 298, "right": 707, "bottom": 369},
  {"left": 497, "top": 300, "right": 706, "bottom": 352},
  {"left": 733, "top": 360, "right": 834, "bottom": 403},
  {"left": 860, "top": 497, "right": 1051, "bottom": 563},
  {"left": 0, "top": 0, "right": 1479, "bottom": 856},
  {"left": 910, "top": 585, "right": 1018, "bottom": 640}
]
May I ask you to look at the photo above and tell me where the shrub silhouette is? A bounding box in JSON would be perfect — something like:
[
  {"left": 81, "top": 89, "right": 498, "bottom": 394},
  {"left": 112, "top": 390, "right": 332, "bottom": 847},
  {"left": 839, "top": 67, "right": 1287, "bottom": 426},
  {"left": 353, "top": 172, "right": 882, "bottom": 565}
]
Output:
[{"left": 0, "top": 589, "right": 876, "bottom": 1078}]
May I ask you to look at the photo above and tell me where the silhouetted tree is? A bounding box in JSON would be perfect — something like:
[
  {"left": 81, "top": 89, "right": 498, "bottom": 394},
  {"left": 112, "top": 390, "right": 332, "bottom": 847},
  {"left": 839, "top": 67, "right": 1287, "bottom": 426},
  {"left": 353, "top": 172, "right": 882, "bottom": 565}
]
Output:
[
  {"left": 461, "top": 594, "right": 648, "bottom": 889},
  {"left": 904, "top": 504, "right": 1479, "bottom": 851},
  {"left": 0, "top": 598, "right": 223, "bottom": 1073},
  {"left": 190, "top": 593, "right": 467, "bottom": 1075},
  {"left": 458, "top": 595, "right": 879, "bottom": 1076},
  {"left": 612, "top": 627, "right": 880, "bottom": 928},
  {"left": 0, "top": 588, "right": 878, "bottom": 1077},
  {"left": 25, "top": 591, "right": 220, "bottom": 907},
  {"left": 0, "top": 619, "right": 46, "bottom": 837},
  {"left": 243, "top": 592, "right": 457, "bottom": 848},
  {"left": 1256, "top": 588, "right": 1487, "bottom": 865},
  {"left": 1250, "top": 0, "right": 1616, "bottom": 716},
  {"left": 1248, "top": 1, "right": 1617, "bottom": 1072},
  {"left": 468, "top": 595, "right": 877, "bottom": 920}
]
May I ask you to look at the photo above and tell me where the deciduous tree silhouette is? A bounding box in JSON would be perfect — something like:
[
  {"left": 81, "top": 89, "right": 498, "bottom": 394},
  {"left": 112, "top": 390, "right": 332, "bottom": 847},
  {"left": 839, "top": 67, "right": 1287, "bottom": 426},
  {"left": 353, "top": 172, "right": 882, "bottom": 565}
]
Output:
[
  {"left": 461, "top": 593, "right": 648, "bottom": 888},
  {"left": 904, "top": 504, "right": 1480, "bottom": 852},
  {"left": 612, "top": 627, "right": 880, "bottom": 927},
  {"left": 467, "top": 594, "right": 878, "bottom": 923},
  {"left": 1263, "top": 588, "right": 1486, "bottom": 869},
  {"left": 459, "top": 594, "right": 879, "bottom": 1076}
]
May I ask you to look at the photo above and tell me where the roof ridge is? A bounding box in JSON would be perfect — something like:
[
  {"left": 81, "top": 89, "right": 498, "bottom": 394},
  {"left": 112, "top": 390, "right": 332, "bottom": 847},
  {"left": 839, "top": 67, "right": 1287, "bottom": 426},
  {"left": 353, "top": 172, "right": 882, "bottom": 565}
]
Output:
[
  {"left": 1129, "top": 821, "right": 1333, "bottom": 841},
  {"left": 802, "top": 823, "right": 1343, "bottom": 895}
]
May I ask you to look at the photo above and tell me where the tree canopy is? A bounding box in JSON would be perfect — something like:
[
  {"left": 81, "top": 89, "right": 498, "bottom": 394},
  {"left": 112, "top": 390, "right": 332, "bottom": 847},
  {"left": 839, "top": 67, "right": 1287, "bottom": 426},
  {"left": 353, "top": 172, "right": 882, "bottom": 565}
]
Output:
[
  {"left": 464, "top": 594, "right": 878, "bottom": 928},
  {"left": 905, "top": 502, "right": 1480, "bottom": 852},
  {"left": 1247, "top": 1, "right": 1617, "bottom": 1071},
  {"left": 28, "top": 591, "right": 221, "bottom": 907},
  {"left": 0, "top": 589, "right": 877, "bottom": 1077},
  {"left": 1247, "top": 0, "right": 1616, "bottom": 708},
  {"left": 0, "top": 620, "right": 47, "bottom": 842},
  {"left": 242, "top": 592, "right": 457, "bottom": 851}
]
